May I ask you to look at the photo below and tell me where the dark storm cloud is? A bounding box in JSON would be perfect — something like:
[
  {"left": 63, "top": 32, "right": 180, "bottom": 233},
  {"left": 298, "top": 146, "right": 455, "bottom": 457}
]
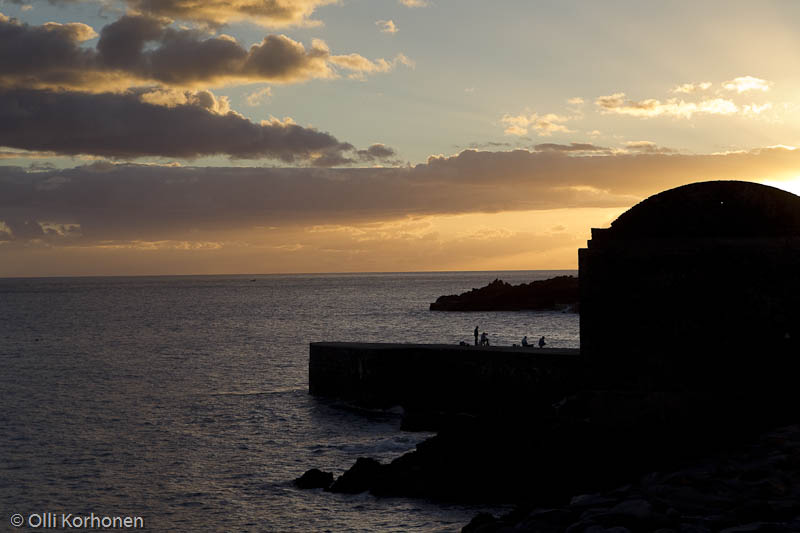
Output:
[
  {"left": 0, "top": 13, "right": 401, "bottom": 90},
  {"left": 0, "top": 88, "right": 363, "bottom": 162},
  {"left": 3, "top": 146, "right": 800, "bottom": 244}
]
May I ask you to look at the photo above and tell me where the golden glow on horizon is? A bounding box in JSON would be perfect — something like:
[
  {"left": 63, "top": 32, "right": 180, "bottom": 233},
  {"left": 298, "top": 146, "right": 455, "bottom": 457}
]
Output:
[{"left": 0, "top": 208, "right": 627, "bottom": 277}]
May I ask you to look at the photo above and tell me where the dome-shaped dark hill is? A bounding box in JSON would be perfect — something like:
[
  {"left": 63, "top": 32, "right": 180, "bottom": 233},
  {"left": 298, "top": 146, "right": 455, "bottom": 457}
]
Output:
[
  {"left": 609, "top": 180, "right": 800, "bottom": 239},
  {"left": 429, "top": 275, "right": 578, "bottom": 311}
]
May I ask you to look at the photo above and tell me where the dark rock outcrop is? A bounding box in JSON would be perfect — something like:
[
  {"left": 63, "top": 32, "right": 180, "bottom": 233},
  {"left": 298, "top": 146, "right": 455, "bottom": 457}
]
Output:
[
  {"left": 294, "top": 468, "right": 334, "bottom": 489},
  {"left": 308, "top": 386, "right": 799, "bottom": 517},
  {"left": 328, "top": 457, "right": 384, "bottom": 494},
  {"left": 460, "top": 424, "right": 800, "bottom": 532},
  {"left": 430, "top": 275, "right": 578, "bottom": 311}
]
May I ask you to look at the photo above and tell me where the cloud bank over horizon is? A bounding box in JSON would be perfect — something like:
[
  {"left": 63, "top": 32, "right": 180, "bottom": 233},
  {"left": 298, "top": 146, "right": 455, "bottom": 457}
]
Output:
[{"left": 3, "top": 146, "right": 799, "bottom": 247}]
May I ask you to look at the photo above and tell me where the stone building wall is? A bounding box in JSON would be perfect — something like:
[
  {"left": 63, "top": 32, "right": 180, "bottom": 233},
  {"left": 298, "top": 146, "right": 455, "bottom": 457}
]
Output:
[{"left": 578, "top": 182, "right": 800, "bottom": 392}]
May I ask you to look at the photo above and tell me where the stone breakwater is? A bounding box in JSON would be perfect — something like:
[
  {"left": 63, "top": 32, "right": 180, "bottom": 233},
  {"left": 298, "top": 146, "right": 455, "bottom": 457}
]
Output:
[
  {"left": 463, "top": 424, "right": 800, "bottom": 533},
  {"left": 309, "top": 342, "right": 582, "bottom": 413}
]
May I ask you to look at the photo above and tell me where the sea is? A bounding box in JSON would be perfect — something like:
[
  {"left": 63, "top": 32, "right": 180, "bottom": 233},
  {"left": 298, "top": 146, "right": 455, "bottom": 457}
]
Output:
[{"left": 0, "top": 271, "right": 579, "bottom": 532}]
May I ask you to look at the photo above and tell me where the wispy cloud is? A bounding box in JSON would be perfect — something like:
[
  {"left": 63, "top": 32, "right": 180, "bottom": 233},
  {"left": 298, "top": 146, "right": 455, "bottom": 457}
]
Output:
[
  {"left": 671, "top": 82, "right": 712, "bottom": 94},
  {"left": 376, "top": 19, "right": 398, "bottom": 33},
  {"left": 0, "top": 149, "right": 57, "bottom": 159},
  {"left": 596, "top": 92, "right": 738, "bottom": 119},
  {"left": 742, "top": 102, "right": 773, "bottom": 115},
  {"left": 723, "top": 76, "right": 771, "bottom": 93},
  {"left": 246, "top": 86, "right": 272, "bottom": 106},
  {"left": 501, "top": 112, "right": 571, "bottom": 136},
  {"left": 624, "top": 141, "right": 676, "bottom": 154},
  {"left": 399, "top": 0, "right": 427, "bottom": 7},
  {"left": 533, "top": 143, "right": 608, "bottom": 154}
]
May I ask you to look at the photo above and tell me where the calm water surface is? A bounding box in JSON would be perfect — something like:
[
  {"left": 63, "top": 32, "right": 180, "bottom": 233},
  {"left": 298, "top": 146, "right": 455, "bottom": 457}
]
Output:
[{"left": 0, "top": 271, "right": 578, "bottom": 531}]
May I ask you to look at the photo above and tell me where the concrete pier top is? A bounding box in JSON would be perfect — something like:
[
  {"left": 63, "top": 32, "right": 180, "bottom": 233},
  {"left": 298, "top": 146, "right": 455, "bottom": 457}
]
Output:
[
  {"left": 311, "top": 341, "right": 580, "bottom": 356},
  {"left": 309, "top": 342, "right": 582, "bottom": 411}
]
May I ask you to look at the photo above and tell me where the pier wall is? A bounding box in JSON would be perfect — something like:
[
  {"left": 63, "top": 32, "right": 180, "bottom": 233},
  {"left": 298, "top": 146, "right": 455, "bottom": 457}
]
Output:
[{"left": 309, "top": 342, "right": 582, "bottom": 412}]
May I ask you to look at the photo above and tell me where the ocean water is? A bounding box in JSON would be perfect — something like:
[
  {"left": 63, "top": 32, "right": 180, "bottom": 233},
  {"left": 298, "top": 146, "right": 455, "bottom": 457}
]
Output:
[{"left": 0, "top": 271, "right": 579, "bottom": 532}]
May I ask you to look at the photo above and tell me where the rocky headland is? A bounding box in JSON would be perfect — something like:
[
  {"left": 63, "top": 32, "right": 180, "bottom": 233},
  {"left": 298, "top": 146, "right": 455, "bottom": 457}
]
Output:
[{"left": 429, "top": 275, "right": 579, "bottom": 312}]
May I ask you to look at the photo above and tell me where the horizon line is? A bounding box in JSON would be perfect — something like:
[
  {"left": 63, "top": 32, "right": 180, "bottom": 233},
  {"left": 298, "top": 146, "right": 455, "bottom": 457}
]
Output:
[{"left": 0, "top": 268, "right": 579, "bottom": 281}]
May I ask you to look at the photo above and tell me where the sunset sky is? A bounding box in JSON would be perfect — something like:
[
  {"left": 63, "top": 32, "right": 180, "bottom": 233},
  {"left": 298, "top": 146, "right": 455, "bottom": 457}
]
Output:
[{"left": 3, "top": 0, "right": 800, "bottom": 276}]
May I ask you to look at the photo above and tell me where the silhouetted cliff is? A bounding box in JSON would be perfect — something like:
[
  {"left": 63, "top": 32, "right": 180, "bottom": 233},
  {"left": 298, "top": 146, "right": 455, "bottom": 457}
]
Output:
[{"left": 429, "top": 275, "right": 579, "bottom": 312}]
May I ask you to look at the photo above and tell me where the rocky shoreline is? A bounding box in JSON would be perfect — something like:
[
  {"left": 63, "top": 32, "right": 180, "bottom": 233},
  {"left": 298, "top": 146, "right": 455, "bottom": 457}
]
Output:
[
  {"left": 297, "top": 389, "right": 799, "bottom": 532},
  {"left": 463, "top": 423, "right": 800, "bottom": 532},
  {"left": 429, "top": 276, "right": 579, "bottom": 312}
]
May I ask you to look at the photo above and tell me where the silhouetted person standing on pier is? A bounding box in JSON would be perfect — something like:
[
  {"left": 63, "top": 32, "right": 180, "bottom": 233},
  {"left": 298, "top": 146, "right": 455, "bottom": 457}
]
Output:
[
  {"left": 538, "top": 336, "right": 546, "bottom": 348},
  {"left": 474, "top": 326, "right": 479, "bottom": 346}
]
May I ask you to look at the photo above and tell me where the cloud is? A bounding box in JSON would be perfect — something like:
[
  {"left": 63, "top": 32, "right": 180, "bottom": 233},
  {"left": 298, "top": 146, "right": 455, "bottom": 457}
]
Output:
[
  {"left": 567, "top": 97, "right": 584, "bottom": 105},
  {"left": 357, "top": 143, "right": 397, "bottom": 162},
  {"left": 595, "top": 92, "right": 739, "bottom": 119},
  {"left": 138, "top": 88, "right": 232, "bottom": 113},
  {"left": 533, "top": 143, "right": 608, "bottom": 153},
  {"left": 131, "top": 0, "right": 338, "bottom": 28},
  {"left": 671, "top": 82, "right": 712, "bottom": 94},
  {"left": 399, "top": 0, "right": 427, "bottom": 7},
  {"left": 4, "top": 146, "right": 800, "bottom": 247},
  {"left": 376, "top": 19, "right": 398, "bottom": 33},
  {"left": 4, "top": 0, "right": 338, "bottom": 28},
  {"left": 0, "top": 149, "right": 57, "bottom": 159},
  {"left": 723, "top": 76, "right": 771, "bottom": 93},
  {"left": 464, "top": 141, "right": 512, "bottom": 150},
  {"left": 246, "top": 86, "right": 272, "bottom": 106},
  {"left": 0, "top": 87, "right": 402, "bottom": 164},
  {"left": 0, "top": 14, "right": 410, "bottom": 91},
  {"left": 501, "top": 112, "right": 571, "bottom": 136},
  {"left": 624, "top": 141, "right": 676, "bottom": 154},
  {"left": 742, "top": 102, "right": 773, "bottom": 115}
]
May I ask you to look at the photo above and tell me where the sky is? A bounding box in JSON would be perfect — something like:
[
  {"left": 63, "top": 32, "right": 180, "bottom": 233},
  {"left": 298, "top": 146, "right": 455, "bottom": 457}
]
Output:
[{"left": 3, "top": 0, "right": 800, "bottom": 276}]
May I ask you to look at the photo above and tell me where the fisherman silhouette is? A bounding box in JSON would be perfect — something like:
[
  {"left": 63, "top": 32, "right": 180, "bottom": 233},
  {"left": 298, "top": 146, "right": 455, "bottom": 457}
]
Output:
[{"left": 480, "top": 332, "right": 489, "bottom": 346}]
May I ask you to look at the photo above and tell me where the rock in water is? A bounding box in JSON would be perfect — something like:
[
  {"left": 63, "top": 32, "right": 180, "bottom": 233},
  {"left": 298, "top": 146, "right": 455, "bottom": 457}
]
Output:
[
  {"left": 294, "top": 468, "right": 334, "bottom": 489},
  {"left": 328, "top": 457, "right": 384, "bottom": 494},
  {"left": 429, "top": 275, "right": 578, "bottom": 311}
]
